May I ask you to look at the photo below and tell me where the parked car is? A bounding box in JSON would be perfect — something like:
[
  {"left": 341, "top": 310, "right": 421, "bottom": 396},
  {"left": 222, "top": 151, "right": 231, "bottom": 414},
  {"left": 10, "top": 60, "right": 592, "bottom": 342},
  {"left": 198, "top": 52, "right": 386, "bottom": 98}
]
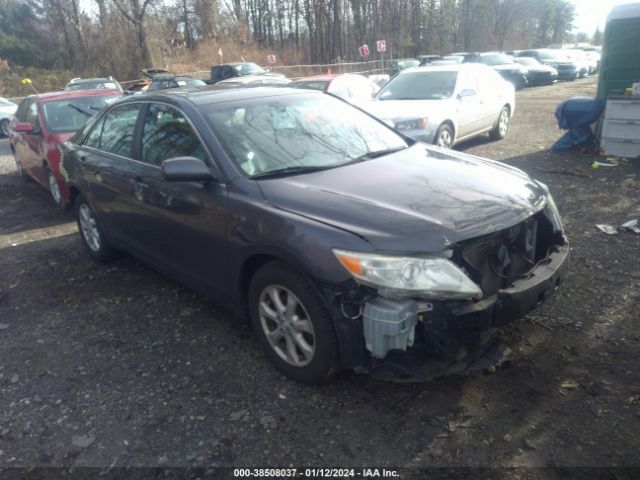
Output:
[
  {"left": 462, "top": 52, "right": 528, "bottom": 89},
  {"left": 214, "top": 75, "right": 292, "bottom": 88},
  {"left": 363, "top": 64, "right": 515, "bottom": 148},
  {"left": 291, "top": 74, "right": 379, "bottom": 104},
  {"left": 513, "top": 57, "right": 558, "bottom": 85},
  {"left": 9, "top": 90, "right": 121, "bottom": 208},
  {"left": 125, "top": 68, "right": 173, "bottom": 94},
  {"left": 60, "top": 86, "right": 568, "bottom": 384},
  {"left": 583, "top": 50, "right": 601, "bottom": 72},
  {"left": 564, "top": 49, "right": 593, "bottom": 76},
  {"left": 440, "top": 55, "right": 464, "bottom": 63},
  {"left": 0, "top": 97, "right": 18, "bottom": 137},
  {"left": 209, "top": 62, "right": 285, "bottom": 84},
  {"left": 563, "top": 48, "right": 598, "bottom": 77},
  {"left": 65, "top": 77, "right": 123, "bottom": 93},
  {"left": 417, "top": 55, "right": 442, "bottom": 66},
  {"left": 388, "top": 58, "right": 420, "bottom": 77},
  {"left": 517, "top": 49, "right": 578, "bottom": 80},
  {"left": 147, "top": 75, "right": 207, "bottom": 92}
]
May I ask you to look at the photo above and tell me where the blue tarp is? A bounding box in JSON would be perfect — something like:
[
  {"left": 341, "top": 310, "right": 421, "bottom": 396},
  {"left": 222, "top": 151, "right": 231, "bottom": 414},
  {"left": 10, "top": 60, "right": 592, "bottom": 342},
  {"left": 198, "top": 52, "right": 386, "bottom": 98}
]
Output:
[{"left": 551, "top": 97, "right": 604, "bottom": 151}]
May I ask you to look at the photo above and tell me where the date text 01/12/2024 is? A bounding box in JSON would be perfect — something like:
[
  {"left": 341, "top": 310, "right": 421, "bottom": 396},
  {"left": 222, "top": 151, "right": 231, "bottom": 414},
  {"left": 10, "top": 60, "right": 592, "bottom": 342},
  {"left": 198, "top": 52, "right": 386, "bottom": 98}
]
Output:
[{"left": 233, "top": 468, "right": 400, "bottom": 478}]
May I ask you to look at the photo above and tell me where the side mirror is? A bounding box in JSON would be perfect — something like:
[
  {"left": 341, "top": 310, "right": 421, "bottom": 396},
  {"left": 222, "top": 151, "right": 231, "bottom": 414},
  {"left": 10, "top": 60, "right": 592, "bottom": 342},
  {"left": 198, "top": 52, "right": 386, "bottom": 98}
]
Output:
[
  {"left": 161, "top": 157, "right": 214, "bottom": 182},
  {"left": 15, "top": 122, "right": 34, "bottom": 133},
  {"left": 458, "top": 89, "right": 477, "bottom": 99}
]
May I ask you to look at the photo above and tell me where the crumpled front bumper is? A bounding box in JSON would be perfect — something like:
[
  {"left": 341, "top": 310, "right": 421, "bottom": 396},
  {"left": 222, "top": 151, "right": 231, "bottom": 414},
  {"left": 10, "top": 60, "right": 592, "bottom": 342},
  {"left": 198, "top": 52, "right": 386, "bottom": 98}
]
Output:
[
  {"left": 448, "top": 243, "right": 569, "bottom": 337},
  {"left": 334, "top": 244, "right": 570, "bottom": 382}
]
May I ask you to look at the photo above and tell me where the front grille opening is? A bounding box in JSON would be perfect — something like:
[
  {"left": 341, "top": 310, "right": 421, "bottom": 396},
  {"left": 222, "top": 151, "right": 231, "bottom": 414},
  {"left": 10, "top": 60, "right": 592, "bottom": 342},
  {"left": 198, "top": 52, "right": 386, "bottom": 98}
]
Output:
[{"left": 455, "top": 209, "right": 564, "bottom": 296}]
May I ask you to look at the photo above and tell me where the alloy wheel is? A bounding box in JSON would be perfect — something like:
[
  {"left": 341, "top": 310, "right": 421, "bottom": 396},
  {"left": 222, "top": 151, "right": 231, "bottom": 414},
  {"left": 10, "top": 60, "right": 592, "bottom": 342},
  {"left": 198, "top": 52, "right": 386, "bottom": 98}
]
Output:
[
  {"left": 78, "top": 204, "right": 101, "bottom": 253},
  {"left": 499, "top": 110, "right": 510, "bottom": 137},
  {"left": 437, "top": 129, "right": 452, "bottom": 148},
  {"left": 47, "top": 169, "right": 62, "bottom": 205},
  {"left": 0, "top": 119, "right": 9, "bottom": 137},
  {"left": 258, "top": 285, "right": 316, "bottom": 367}
]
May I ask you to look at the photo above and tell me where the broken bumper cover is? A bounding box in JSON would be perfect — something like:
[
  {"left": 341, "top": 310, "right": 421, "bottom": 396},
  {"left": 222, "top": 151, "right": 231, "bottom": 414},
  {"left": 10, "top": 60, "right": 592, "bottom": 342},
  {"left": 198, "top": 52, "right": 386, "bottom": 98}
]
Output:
[
  {"left": 449, "top": 243, "right": 569, "bottom": 335},
  {"left": 336, "top": 244, "right": 570, "bottom": 381}
]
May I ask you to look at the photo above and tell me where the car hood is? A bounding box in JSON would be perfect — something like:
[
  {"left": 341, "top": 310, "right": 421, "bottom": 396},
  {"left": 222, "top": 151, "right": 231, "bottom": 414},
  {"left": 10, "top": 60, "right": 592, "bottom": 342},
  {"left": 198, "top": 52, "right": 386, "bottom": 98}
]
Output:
[
  {"left": 258, "top": 144, "right": 547, "bottom": 253},
  {"left": 491, "top": 64, "right": 523, "bottom": 73},
  {"left": 364, "top": 99, "right": 452, "bottom": 122},
  {"left": 525, "top": 65, "right": 557, "bottom": 73}
]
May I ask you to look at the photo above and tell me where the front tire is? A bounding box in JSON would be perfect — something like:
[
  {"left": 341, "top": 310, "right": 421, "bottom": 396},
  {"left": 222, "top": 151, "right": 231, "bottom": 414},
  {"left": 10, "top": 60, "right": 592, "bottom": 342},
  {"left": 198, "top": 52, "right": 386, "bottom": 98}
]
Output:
[
  {"left": 75, "top": 194, "right": 117, "bottom": 262},
  {"left": 434, "top": 124, "right": 454, "bottom": 149},
  {"left": 248, "top": 261, "right": 340, "bottom": 384},
  {"left": 490, "top": 106, "right": 510, "bottom": 140}
]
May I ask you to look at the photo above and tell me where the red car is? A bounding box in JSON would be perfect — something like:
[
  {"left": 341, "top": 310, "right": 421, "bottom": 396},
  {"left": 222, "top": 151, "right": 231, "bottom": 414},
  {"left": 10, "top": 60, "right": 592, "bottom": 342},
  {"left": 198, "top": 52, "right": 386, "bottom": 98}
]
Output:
[{"left": 9, "top": 90, "right": 121, "bottom": 209}]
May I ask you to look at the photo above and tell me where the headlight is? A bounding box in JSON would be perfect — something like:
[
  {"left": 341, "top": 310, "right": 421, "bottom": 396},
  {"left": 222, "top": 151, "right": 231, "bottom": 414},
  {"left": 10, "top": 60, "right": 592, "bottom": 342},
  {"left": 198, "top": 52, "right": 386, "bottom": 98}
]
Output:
[
  {"left": 333, "top": 249, "right": 482, "bottom": 300},
  {"left": 394, "top": 117, "right": 428, "bottom": 131},
  {"left": 537, "top": 181, "right": 564, "bottom": 232}
]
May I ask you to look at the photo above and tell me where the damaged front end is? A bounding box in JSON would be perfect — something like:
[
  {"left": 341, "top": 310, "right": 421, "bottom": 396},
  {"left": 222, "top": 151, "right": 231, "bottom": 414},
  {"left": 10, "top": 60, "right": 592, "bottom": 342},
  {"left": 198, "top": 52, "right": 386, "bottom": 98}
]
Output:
[{"left": 329, "top": 196, "right": 569, "bottom": 382}]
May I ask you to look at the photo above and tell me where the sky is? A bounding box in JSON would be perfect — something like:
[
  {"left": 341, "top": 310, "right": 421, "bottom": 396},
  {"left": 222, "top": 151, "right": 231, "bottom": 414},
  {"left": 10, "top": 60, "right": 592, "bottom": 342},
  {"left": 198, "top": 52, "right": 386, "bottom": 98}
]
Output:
[{"left": 571, "top": 0, "right": 639, "bottom": 32}]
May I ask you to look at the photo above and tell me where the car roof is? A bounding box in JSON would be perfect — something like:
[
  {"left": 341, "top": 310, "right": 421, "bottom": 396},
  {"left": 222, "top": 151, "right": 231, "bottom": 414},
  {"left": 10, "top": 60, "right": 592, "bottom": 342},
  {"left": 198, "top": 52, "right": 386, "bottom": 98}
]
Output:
[
  {"left": 29, "top": 89, "right": 122, "bottom": 103},
  {"left": 402, "top": 63, "right": 490, "bottom": 74},
  {"left": 68, "top": 77, "right": 116, "bottom": 83},
  {"left": 152, "top": 75, "right": 195, "bottom": 81},
  {"left": 126, "top": 85, "right": 319, "bottom": 107},
  {"left": 293, "top": 75, "right": 335, "bottom": 82},
  {"left": 216, "top": 62, "right": 259, "bottom": 67}
]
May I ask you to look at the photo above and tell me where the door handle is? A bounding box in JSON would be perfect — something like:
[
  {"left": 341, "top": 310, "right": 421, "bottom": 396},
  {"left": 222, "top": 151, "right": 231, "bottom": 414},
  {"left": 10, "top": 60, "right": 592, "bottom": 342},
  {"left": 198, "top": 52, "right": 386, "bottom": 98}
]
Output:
[{"left": 133, "top": 176, "right": 148, "bottom": 187}]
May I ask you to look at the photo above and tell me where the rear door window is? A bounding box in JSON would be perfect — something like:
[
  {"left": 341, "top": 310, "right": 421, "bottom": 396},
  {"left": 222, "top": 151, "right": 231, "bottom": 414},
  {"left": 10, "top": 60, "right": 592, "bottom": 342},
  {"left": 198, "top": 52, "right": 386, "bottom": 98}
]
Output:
[{"left": 87, "top": 104, "right": 141, "bottom": 158}]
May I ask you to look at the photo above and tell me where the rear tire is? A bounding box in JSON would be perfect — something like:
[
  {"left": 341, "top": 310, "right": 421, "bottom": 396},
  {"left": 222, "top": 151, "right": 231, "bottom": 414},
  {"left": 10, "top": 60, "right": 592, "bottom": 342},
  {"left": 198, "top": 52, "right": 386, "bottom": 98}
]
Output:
[
  {"left": 45, "top": 165, "right": 69, "bottom": 210},
  {"left": 13, "top": 150, "right": 30, "bottom": 182},
  {"left": 490, "top": 106, "right": 510, "bottom": 141},
  {"left": 434, "top": 124, "right": 454, "bottom": 149},
  {"left": 248, "top": 261, "right": 340, "bottom": 384},
  {"left": 0, "top": 119, "right": 9, "bottom": 137},
  {"left": 75, "top": 194, "right": 117, "bottom": 262}
]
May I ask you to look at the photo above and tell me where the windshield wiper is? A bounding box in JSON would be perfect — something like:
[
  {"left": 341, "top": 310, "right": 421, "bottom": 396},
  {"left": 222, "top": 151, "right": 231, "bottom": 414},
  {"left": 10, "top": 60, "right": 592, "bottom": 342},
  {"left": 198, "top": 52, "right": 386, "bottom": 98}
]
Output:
[
  {"left": 352, "top": 146, "right": 408, "bottom": 161},
  {"left": 67, "top": 103, "right": 92, "bottom": 116},
  {"left": 251, "top": 165, "right": 338, "bottom": 180}
]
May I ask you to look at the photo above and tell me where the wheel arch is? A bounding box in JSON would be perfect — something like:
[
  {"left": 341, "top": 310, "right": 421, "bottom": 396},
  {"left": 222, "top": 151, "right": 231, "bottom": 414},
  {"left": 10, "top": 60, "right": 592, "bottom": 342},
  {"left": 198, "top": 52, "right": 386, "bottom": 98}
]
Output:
[{"left": 237, "top": 248, "right": 326, "bottom": 318}]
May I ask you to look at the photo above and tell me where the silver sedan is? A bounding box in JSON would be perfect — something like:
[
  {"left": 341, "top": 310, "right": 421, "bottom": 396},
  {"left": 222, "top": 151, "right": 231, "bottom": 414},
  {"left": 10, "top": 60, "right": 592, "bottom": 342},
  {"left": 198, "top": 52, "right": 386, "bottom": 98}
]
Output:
[{"left": 363, "top": 64, "right": 516, "bottom": 148}]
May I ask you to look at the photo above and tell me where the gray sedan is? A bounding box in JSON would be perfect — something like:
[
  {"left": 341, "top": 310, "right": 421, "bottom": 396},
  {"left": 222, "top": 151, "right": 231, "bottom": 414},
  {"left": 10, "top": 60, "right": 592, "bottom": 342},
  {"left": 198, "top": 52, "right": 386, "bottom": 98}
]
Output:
[{"left": 363, "top": 64, "right": 516, "bottom": 148}]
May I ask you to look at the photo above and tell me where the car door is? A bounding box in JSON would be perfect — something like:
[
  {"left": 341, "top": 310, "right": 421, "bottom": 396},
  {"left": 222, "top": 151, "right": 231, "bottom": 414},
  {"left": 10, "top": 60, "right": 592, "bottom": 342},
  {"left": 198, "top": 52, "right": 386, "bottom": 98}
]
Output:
[
  {"left": 12, "top": 98, "right": 32, "bottom": 174},
  {"left": 477, "top": 69, "right": 508, "bottom": 129},
  {"left": 455, "top": 72, "right": 485, "bottom": 138},
  {"left": 126, "top": 102, "right": 230, "bottom": 295},
  {"left": 77, "top": 103, "right": 146, "bottom": 246},
  {"left": 18, "top": 100, "right": 47, "bottom": 184}
]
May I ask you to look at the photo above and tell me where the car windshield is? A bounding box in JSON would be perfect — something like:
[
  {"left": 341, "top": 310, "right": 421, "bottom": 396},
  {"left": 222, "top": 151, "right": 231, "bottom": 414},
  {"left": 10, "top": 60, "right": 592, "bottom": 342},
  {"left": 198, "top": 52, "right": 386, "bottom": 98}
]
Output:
[
  {"left": 175, "top": 78, "right": 206, "bottom": 87},
  {"left": 200, "top": 93, "right": 408, "bottom": 178},
  {"left": 42, "top": 95, "right": 120, "bottom": 133},
  {"left": 376, "top": 71, "right": 458, "bottom": 101},
  {"left": 66, "top": 81, "right": 119, "bottom": 91},
  {"left": 0, "top": 98, "right": 15, "bottom": 107},
  {"left": 234, "top": 63, "right": 265, "bottom": 76},
  {"left": 537, "top": 50, "right": 570, "bottom": 61},
  {"left": 480, "top": 53, "right": 514, "bottom": 66},
  {"left": 515, "top": 57, "right": 538, "bottom": 66},
  {"left": 397, "top": 60, "right": 420, "bottom": 69},
  {"left": 293, "top": 81, "right": 329, "bottom": 91}
]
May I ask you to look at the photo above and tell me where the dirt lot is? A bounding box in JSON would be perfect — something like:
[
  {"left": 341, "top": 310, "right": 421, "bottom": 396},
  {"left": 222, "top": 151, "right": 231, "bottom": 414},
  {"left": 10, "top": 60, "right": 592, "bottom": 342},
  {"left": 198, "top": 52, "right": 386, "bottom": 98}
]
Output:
[{"left": 1, "top": 77, "right": 639, "bottom": 475}]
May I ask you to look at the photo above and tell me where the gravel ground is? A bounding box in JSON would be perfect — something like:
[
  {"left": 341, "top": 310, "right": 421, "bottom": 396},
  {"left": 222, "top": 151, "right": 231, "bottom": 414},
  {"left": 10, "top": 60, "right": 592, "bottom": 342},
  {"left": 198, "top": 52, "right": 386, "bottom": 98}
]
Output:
[{"left": 1, "top": 76, "right": 639, "bottom": 474}]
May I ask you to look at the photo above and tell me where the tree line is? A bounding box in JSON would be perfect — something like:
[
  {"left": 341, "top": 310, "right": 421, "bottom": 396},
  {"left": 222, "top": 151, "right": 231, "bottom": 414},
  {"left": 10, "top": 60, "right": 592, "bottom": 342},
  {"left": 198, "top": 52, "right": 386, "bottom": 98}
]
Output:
[{"left": 0, "top": 0, "right": 580, "bottom": 80}]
